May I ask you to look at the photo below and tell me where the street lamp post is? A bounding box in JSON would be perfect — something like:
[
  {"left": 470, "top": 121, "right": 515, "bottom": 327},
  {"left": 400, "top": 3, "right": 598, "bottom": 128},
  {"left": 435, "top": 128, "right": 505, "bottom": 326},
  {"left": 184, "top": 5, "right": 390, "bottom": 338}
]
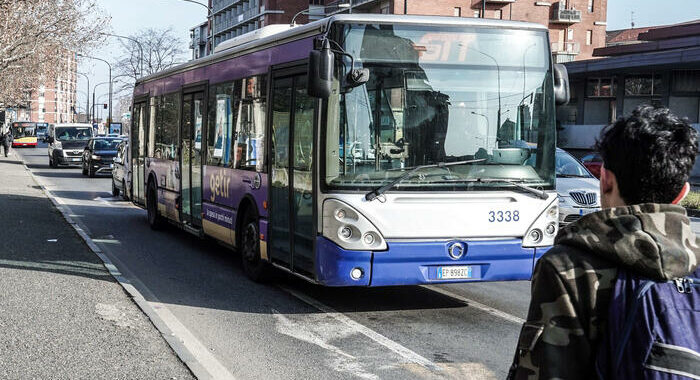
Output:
[
  {"left": 101, "top": 32, "right": 144, "bottom": 77},
  {"left": 79, "top": 54, "right": 112, "bottom": 125},
  {"left": 76, "top": 72, "right": 90, "bottom": 124},
  {"left": 179, "top": 0, "right": 214, "bottom": 54}
]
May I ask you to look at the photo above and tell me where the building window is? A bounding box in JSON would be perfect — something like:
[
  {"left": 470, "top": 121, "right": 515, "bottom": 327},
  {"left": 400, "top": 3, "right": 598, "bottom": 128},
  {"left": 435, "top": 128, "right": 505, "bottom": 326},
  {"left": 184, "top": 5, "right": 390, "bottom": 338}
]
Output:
[
  {"left": 494, "top": 10, "right": 502, "bottom": 19},
  {"left": 624, "top": 74, "right": 663, "bottom": 96},
  {"left": 586, "top": 30, "right": 592, "bottom": 45},
  {"left": 567, "top": 28, "right": 574, "bottom": 40},
  {"left": 454, "top": 7, "right": 461, "bottom": 17},
  {"left": 587, "top": 0, "right": 594, "bottom": 12},
  {"left": 473, "top": 10, "right": 480, "bottom": 18},
  {"left": 671, "top": 70, "right": 700, "bottom": 93},
  {"left": 586, "top": 78, "right": 616, "bottom": 97}
]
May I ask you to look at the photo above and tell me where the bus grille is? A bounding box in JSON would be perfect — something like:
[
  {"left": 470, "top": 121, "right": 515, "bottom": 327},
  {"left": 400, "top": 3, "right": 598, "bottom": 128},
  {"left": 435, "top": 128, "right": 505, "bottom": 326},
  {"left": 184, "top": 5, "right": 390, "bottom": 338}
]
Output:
[{"left": 569, "top": 191, "right": 597, "bottom": 206}]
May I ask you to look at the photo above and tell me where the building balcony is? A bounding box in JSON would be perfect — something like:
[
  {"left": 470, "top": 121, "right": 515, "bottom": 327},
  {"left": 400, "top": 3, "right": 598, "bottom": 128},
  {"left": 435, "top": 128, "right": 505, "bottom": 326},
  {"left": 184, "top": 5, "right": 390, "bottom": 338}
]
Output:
[
  {"left": 550, "top": 2, "right": 581, "bottom": 24},
  {"left": 551, "top": 41, "right": 580, "bottom": 63}
]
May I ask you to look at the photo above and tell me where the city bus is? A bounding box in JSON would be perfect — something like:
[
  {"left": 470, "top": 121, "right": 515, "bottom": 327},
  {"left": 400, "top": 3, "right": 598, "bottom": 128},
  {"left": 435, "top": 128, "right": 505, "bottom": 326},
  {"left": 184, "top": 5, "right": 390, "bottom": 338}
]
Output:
[
  {"left": 10, "top": 122, "right": 38, "bottom": 147},
  {"left": 130, "top": 14, "right": 570, "bottom": 286}
]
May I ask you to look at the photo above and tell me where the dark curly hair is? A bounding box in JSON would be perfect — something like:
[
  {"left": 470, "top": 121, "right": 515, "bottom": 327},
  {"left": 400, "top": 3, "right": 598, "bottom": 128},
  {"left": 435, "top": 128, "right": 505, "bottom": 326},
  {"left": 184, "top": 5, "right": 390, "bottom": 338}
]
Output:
[{"left": 594, "top": 105, "right": 698, "bottom": 205}]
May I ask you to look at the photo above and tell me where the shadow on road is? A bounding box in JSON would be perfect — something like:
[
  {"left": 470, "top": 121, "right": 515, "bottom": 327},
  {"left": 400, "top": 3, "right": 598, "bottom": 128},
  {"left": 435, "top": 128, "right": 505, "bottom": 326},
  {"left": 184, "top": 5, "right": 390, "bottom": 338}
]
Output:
[{"left": 0, "top": 193, "right": 115, "bottom": 283}]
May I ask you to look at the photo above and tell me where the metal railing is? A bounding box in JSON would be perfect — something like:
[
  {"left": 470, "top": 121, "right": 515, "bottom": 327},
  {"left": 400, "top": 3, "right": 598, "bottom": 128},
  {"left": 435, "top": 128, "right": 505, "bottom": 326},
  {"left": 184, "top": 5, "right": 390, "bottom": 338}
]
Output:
[
  {"left": 551, "top": 41, "right": 581, "bottom": 54},
  {"left": 551, "top": 2, "right": 582, "bottom": 23}
]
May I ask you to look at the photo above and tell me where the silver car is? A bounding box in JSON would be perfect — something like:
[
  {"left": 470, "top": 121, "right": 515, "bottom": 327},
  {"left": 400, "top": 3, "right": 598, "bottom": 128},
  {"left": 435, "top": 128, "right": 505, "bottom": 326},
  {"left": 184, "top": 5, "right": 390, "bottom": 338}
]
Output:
[{"left": 556, "top": 148, "right": 601, "bottom": 225}]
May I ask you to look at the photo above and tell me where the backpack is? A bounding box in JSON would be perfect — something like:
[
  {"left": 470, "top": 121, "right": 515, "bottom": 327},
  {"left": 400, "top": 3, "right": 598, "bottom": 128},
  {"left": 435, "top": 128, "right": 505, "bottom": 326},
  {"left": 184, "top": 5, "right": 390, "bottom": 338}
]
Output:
[{"left": 595, "top": 268, "right": 700, "bottom": 379}]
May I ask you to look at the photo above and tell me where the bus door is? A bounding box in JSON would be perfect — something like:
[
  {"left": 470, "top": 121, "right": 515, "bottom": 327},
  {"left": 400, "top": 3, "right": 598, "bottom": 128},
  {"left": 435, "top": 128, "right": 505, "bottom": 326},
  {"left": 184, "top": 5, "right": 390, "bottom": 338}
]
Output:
[
  {"left": 180, "top": 89, "right": 206, "bottom": 228},
  {"left": 131, "top": 101, "right": 147, "bottom": 205},
  {"left": 269, "top": 72, "right": 316, "bottom": 276}
]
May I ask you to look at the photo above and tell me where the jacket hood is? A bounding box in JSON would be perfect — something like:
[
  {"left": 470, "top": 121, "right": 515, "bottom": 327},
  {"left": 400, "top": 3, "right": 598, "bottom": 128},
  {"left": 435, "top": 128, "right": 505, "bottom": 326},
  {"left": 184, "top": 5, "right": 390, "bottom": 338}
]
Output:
[{"left": 556, "top": 203, "right": 699, "bottom": 281}]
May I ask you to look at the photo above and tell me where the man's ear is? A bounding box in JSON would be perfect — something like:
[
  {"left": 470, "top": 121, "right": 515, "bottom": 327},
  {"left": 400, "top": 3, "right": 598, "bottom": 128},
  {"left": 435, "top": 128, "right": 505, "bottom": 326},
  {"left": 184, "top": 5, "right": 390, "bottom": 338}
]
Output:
[{"left": 600, "top": 165, "right": 615, "bottom": 195}]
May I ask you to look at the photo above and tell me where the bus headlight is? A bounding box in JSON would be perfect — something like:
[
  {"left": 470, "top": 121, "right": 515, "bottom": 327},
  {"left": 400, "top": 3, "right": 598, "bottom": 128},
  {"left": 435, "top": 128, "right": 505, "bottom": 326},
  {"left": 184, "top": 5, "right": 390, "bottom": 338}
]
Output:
[
  {"left": 523, "top": 198, "right": 559, "bottom": 248},
  {"left": 323, "top": 199, "right": 387, "bottom": 251}
]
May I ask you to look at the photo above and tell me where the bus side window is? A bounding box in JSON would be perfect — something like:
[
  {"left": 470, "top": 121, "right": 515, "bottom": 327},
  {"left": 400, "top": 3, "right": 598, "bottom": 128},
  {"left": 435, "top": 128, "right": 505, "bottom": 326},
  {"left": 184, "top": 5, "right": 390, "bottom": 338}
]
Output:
[
  {"left": 233, "top": 75, "right": 267, "bottom": 172},
  {"left": 207, "top": 81, "right": 234, "bottom": 167}
]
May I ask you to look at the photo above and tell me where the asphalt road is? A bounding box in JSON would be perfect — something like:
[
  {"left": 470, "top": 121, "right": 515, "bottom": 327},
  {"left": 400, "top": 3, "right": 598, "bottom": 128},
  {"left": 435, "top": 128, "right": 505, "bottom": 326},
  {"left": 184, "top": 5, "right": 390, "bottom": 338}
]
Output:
[{"left": 16, "top": 144, "right": 700, "bottom": 380}]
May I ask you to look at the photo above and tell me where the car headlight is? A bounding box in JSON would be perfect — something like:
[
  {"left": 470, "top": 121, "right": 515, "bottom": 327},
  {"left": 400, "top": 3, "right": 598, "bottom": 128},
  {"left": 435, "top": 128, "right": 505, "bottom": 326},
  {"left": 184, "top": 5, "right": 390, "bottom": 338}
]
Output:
[
  {"left": 91, "top": 154, "right": 100, "bottom": 160},
  {"left": 322, "top": 199, "right": 387, "bottom": 251},
  {"left": 523, "top": 198, "right": 559, "bottom": 248}
]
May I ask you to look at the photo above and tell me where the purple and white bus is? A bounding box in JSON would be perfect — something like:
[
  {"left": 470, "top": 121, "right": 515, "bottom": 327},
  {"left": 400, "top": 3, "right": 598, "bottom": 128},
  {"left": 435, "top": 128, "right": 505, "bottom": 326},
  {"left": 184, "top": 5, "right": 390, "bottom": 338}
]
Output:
[{"left": 130, "top": 14, "right": 570, "bottom": 286}]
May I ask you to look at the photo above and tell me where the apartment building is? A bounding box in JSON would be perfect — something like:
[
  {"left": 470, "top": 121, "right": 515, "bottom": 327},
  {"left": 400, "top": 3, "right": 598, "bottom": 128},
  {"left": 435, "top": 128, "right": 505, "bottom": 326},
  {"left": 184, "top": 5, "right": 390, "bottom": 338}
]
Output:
[
  {"left": 12, "top": 51, "right": 79, "bottom": 124},
  {"left": 190, "top": 0, "right": 607, "bottom": 62}
]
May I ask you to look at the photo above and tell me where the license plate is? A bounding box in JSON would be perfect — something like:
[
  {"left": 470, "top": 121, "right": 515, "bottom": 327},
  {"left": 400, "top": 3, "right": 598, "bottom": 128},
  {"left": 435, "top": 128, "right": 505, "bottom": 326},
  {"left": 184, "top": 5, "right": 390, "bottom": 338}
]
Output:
[
  {"left": 437, "top": 266, "right": 473, "bottom": 280},
  {"left": 71, "top": 158, "right": 81, "bottom": 161}
]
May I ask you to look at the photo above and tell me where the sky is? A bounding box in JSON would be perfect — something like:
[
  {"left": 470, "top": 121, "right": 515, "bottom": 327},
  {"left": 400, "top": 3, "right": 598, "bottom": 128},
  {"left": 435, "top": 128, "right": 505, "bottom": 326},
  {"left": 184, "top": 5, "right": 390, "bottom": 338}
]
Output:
[{"left": 79, "top": 0, "right": 700, "bottom": 119}]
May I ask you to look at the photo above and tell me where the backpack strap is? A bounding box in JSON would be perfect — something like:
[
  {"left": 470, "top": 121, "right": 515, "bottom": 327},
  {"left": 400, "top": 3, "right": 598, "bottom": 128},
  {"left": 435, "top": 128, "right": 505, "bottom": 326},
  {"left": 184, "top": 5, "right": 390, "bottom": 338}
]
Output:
[{"left": 613, "top": 280, "right": 656, "bottom": 371}]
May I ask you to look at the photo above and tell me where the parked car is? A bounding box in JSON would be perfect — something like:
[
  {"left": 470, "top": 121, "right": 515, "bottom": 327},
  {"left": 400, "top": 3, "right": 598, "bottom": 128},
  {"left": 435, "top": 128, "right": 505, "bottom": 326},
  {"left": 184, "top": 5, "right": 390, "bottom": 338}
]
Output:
[
  {"left": 111, "top": 140, "right": 130, "bottom": 199},
  {"left": 47, "top": 123, "right": 95, "bottom": 167},
  {"left": 556, "top": 148, "right": 601, "bottom": 225},
  {"left": 81, "top": 137, "right": 121, "bottom": 177},
  {"left": 580, "top": 152, "right": 603, "bottom": 179}
]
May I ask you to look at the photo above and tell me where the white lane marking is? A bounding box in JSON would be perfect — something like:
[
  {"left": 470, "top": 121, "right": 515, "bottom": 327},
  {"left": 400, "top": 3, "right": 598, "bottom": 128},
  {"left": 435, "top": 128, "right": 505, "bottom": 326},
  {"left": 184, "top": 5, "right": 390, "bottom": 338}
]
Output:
[
  {"left": 22, "top": 160, "right": 236, "bottom": 380},
  {"left": 422, "top": 285, "right": 526, "bottom": 325},
  {"left": 278, "top": 284, "right": 440, "bottom": 371},
  {"left": 272, "top": 309, "right": 380, "bottom": 380}
]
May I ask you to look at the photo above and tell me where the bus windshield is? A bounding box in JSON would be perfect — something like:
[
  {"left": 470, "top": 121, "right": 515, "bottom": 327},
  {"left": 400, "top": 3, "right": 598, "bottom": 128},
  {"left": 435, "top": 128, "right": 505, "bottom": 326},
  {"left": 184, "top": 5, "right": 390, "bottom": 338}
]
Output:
[
  {"left": 324, "top": 24, "right": 556, "bottom": 191},
  {"left": 11, "top": 126, "right": 36, "bottom": 138},
  {"left": 56, "top": 127, "right": 93, "bottom": 141}
]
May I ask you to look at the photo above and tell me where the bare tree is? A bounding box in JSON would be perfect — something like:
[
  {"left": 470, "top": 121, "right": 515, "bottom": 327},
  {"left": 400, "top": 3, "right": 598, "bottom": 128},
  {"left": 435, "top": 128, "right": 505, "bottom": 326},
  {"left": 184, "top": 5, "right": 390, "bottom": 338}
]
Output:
[
  {"left": 0, "top": 0, "right": 109, "bottom": 106},
  {"left": 114, "top": 27, "right": 187, "bottom": 93}
]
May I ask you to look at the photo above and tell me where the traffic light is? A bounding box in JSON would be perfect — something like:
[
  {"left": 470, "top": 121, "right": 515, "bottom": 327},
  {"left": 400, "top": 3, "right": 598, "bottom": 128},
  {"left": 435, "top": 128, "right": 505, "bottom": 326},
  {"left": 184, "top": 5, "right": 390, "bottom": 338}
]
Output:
[{"left": 103, "top": 103, "right": 108, "bottom": 109}]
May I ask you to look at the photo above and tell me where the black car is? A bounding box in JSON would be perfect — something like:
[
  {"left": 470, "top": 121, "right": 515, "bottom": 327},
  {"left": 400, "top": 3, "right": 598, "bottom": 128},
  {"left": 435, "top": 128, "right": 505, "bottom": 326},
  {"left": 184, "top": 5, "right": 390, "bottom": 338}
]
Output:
[{"left": 82, "top": 137, "right": 122, "bottom": 177}]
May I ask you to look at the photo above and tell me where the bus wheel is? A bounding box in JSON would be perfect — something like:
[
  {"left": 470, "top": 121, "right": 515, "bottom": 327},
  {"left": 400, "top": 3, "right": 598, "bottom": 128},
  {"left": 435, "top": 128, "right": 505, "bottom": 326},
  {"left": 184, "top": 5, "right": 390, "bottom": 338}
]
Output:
[
  {"left": 147, "top": 180, "right": 164, "bottom": 230},
  {"left": 240, "top": 211, "right": 270, "bottom": 282}
]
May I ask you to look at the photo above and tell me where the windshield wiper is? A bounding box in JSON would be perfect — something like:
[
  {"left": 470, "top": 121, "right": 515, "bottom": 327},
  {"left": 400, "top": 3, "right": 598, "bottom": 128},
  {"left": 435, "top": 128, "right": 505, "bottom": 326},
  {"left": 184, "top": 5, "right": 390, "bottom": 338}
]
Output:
[
  {"left": 557, "top": 173, "right": 588, "bottom": 178},
  {"left": 364, "top": 159, "right": 486, "bottom": 201},
  {"left": 434, "top": 177, "right": 549, "bottom": 200}
]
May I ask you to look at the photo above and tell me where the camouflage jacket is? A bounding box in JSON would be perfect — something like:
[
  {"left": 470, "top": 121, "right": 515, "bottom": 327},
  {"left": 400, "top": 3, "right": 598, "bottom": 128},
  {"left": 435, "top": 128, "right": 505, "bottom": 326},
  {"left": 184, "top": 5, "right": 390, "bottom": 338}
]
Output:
[{"left": 508, "top": 203, "right": 700, "bottom": 379}]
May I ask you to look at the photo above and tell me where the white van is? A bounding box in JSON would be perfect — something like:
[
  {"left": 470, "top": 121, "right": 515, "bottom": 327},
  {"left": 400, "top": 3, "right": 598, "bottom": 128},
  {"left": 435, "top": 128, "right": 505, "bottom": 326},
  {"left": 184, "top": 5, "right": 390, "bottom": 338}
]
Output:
[{"left": 47, "top": 123, "right": 95, "bottom": 167}]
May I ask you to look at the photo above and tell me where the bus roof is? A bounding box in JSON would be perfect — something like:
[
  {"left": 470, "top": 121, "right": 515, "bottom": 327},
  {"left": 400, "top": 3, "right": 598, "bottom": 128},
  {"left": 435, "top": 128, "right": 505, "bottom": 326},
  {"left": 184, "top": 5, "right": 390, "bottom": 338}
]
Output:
[{"left": 136, "top": 14, "right": 547, "bottom": 87}]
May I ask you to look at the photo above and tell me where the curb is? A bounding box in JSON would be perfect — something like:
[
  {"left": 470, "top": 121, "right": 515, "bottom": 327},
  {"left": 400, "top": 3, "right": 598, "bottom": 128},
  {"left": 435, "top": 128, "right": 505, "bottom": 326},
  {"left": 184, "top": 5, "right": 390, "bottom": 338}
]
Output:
[{"left": 19, "top": 161, "right": 232, "bottom": 380}]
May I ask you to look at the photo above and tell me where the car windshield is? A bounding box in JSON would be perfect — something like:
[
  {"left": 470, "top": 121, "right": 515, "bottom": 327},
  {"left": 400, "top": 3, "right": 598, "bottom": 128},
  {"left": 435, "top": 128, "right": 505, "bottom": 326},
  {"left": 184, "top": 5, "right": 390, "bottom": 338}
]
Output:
[
  {"left": 555, "top": 151, "right": 591, "bottom": 178},
  {"left": 323, "top": 23, "right": 556, "bottom": 191},
  {"left": 94, "top": 139, "right": 121, "bottom": 150},
  {"left": 11, "top": 127, "right": 35, "bottom": 138},
  {"left": 56, "top": 127, "right": 92, "bottom": 141}
]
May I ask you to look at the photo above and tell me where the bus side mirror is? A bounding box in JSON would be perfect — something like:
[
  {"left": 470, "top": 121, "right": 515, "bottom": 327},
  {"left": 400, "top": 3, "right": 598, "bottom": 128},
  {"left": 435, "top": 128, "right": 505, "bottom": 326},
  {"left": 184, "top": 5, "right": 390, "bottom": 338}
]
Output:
[
  {"left": 553, "top": 63, "right": 570, "bottom": 105},
  {"left": 308, "top": 39, "right": 334, "bottom": 98}
]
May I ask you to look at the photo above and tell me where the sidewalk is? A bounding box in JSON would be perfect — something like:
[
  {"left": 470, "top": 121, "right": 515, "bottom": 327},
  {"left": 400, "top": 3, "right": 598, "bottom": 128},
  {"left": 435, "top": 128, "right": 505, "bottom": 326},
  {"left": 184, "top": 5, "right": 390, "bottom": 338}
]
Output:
[{"left": 0, "top": 155, "right": 194, "bottom": 379}]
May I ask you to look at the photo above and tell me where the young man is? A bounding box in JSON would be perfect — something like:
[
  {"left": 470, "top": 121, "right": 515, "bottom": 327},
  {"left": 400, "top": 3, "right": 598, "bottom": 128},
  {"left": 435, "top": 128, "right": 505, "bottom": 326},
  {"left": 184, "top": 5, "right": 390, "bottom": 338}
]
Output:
[{"left": 508, "top": 105, "right": 700, "bottom": 379}]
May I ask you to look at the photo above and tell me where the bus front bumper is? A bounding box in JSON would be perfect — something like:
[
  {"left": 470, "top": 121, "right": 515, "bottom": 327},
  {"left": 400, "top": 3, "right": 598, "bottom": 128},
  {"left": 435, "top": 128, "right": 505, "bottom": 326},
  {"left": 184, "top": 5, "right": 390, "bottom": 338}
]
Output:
[{"left": 315, "top": 236, "right": 550, "bottom": 287}]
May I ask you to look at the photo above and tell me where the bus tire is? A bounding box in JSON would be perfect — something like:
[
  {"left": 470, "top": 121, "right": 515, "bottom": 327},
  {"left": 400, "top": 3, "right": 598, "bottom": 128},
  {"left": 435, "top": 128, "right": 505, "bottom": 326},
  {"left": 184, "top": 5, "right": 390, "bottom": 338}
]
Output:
[
  {"left": 240, "top": 210, "right": 270, "bottom": 282},
  {"left": 147, "top": 180, "right": 164, "bottom": 230}
]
